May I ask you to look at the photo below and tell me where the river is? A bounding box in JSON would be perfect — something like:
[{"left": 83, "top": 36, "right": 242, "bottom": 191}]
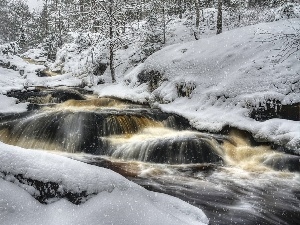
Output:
[{"left": 1, "top": 87, "right": 300, "bottom": 225}]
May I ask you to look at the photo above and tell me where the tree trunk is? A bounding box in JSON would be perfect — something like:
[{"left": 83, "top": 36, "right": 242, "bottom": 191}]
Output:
[
  {"left": 178, "top": 0, "right": 182, "bottom": 19},
  {"left": 45, "top": 0, "right": 49, "bottom": 37},
  {"left": 216, "top": 0, "right": 222, "bottom": 35},
  {"left": 109, "top": 1, "right": 116, "bottom": 83},
  {"left": 195, "top": 0, "right": 200, "bottom": 28},
  {"left": 194, "top": 0, "right": 200, "bottom": 40},
  {"left": 110, "top": 44, "right": 116, "bottom": 83},
  {"left": 58, "top": 6, "right": 62, "bottom": 47},
  {"left": 162, "top": 4, "right": 166, "bottom": 44}
]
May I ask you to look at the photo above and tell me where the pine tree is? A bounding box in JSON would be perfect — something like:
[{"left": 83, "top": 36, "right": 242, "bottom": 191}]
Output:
[
  {"left": 17, "top": 27, "right": 27, "bottom": 49},
  {"left": 0, "top": 0, "right": 31, "bottom": 45},
  {"left": 142, "top": 14, "right": 163, "bottom": 58}
]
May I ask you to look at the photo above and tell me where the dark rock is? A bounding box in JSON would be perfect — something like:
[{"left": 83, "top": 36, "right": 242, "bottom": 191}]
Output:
[
  {"left": 250, "top": 100, "right": 300, "bottom": 121},
  {"left": 176, "top": 82, "right": 196, "bottom": 98},
  {"left": 93, "top": 63, "right": 107, "bottom": 76},
  {"left": 137, "top": 70, "right": 164, "bottom": 92},
  {"left": 97, "top": 78, "right": 105, "bottom": 85},
  {"left": 1, "top": 172, "right": 93, "bottom": 205},
  {"left": 6, "top": 88, "right": 86, "bottom": 104},
  {"left": 281, "top": 103, "right": 300, "bottom": 121},
  {"left": 51, "top": 89, "right": 85, "bottom": 103}
]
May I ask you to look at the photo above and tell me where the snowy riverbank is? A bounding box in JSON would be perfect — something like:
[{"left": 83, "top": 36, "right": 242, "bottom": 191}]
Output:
[{"left": 94, "top": 18, "right": 300, "bottom": 153}]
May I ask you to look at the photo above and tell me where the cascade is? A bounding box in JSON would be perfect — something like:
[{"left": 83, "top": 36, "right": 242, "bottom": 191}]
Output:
[
  {"left": 1, "top": 87, "right": 298, "bottom": 168},
  {"left": 1, "top": 87, "right": 300, "bottom": 225},
  {"left": 0, "top": 88, "right": 221, "bottom": 163},
  {"left": 106, "top": 128, "right": 223, "bottom": 164}
]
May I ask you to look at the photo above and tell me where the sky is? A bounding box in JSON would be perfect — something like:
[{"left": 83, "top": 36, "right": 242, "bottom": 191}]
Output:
[{"left": 27, "top": 0, "right": 44, "bottom": 12}]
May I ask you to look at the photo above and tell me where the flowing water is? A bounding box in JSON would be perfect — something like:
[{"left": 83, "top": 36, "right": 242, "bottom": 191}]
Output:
[{"left": 1, "top": 87, "right": 300, "bottom": 225}]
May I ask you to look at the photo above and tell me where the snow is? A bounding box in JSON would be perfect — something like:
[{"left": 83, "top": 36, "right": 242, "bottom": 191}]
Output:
[
  {"left": 0, "top": 67, "right": 26, "bottom": 94},
  {"left": 0, "top": 95, "right": 28, "bottom": 113},
  {"left": 0, "top": 10, "right": 299, "bottom": 151},
  {"left": 0, "top": 56, "right": 81, "bottom": 113},
  {"left": 26, "top": 0, "right": 44, "bottom": 12},
  {"left": 0, "top": 6, "right": 299, "bottom": 224},
  {"left": 0, "top": 53, "right": 81, "bottom": 89},
  {"left": 0, "top": 67, "right": 28, "bottom": 113},
  {"left": 0, "top": 142, "right": 208, "bottom": 225},
  {"left": 94, "top": 79, "right": 150, "bottom": 104},
  {"left": 21, "top": 48, "right": 47, "bottom": 62},
  {"left": 96, "top": 19, "right": 300, "bottom": 152}
]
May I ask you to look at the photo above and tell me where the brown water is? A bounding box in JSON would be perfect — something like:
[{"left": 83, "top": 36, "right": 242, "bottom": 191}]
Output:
[{"left": 1, "top": 87, "right": 300, "bottom": 225}]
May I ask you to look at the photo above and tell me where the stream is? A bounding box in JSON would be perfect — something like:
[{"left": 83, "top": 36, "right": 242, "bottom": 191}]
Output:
[{"left": 1, "top": 87, "right": 300, "bottom": 225}]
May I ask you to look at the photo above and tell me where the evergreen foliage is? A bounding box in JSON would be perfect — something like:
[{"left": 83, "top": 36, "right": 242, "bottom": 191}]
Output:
[{"left": 142, "top": 14, "right": 163, "bottom": 58}]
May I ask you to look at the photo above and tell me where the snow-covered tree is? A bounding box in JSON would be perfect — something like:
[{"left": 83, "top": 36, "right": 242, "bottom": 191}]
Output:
[
  {"left": 0, "top": 0, "right": 31, "bottom": 45},
  {"left": 79, "top": 0, "right": 130, "bottom": 83},
  {"left": 142, "top": 13, "right": 164, "bottom": 58},
  {"left": 34, "top": 0, "right": 74, "bottom": 60}
]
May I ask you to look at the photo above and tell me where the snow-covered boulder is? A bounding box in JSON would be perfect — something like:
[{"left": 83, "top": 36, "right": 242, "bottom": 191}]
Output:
[
  {"left": 121, "top": 19, "right": 300, "bottom": 152},
  {"left": 0, "top": 142, "right": 208, "bottom": 225}
]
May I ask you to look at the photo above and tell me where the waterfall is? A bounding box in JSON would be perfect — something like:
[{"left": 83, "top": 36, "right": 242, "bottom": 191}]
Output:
[
  {"left": 2, "top": 87, "right": 300, "bottom": 224},
  {"left": 0, "top": 88, "right": 298, "bottom": 171},
  {"left": 0, "top": 91, "right": 224, "bottom": 164}
]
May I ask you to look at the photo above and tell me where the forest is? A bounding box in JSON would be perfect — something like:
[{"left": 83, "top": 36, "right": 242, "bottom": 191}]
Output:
[
  {"left": 0, "top": 1, "right": 299, "bottom": 225},
  {"left": 1, "top": 0, "right": 297, "bottom": 82}
]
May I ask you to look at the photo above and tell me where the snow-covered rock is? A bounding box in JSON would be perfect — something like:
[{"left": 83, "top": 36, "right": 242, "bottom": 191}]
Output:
[
  {"left": 98, "top": 19, "right": 300, "bottom": 152},
  {"left": 0, "top": 142, "right": 208, "bottom": 225}
]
